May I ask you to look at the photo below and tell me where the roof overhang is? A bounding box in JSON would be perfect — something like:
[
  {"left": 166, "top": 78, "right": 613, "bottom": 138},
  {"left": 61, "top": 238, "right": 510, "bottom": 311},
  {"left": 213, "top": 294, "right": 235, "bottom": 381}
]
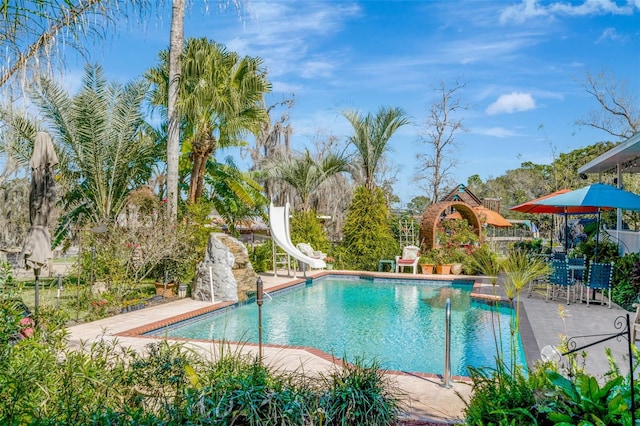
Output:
[{"left": 579, "top": 133, "right": 640, "bottom": 175}]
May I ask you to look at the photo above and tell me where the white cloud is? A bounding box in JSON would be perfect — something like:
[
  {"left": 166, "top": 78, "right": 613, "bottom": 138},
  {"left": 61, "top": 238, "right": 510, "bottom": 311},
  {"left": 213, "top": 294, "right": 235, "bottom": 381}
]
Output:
[
  {"left": 596, "top": 27, "right": 626, "bottom": 43},
  {"left": 300, "top": 60, "right": 335, "bottom": 79},
  {"left": 474, "top": 127, "right": 523, "bottom": 138},
  {"left": 486, "top": 92, "right": 536, "bottom": 115},
  {"left": 499, "top": 0, "right": 637, "bottom": 24}
]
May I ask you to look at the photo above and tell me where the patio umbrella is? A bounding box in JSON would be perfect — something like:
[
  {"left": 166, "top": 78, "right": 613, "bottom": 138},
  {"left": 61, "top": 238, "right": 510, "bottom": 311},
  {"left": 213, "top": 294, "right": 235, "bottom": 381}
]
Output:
[
  {"left": 21, "top": 132, "right": 58, "bottom": 311},
  {"left": 510, "top": 189, "right": 604, "bottom": 252},
  {"left": 537, "top": 183, "right": 640, "bottom": 260}
]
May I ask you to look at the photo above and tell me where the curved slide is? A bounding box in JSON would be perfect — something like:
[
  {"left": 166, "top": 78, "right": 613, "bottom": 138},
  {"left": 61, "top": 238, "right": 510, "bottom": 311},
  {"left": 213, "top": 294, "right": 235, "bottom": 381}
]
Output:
[{"left": 269, "top": 202, "right": 326, "bottom": 269}]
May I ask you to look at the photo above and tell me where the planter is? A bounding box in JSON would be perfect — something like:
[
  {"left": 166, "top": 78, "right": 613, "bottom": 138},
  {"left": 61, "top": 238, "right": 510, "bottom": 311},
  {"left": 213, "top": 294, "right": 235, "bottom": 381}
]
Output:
[
  {"left": 326, "top": 264, "right": 334, "bottom": 270},
  {"left": 178, "top": 284, "right": 188, "bottom": 298},
  {"left": 450, "top": 263, "right": 463, "bottom": 275},
  {"left": 155, "top": 281, "right": 178, "bottom": 298},
  {"left": 436, "top": 264, "right": 452, "bottom": 275},
  {"left": 420, "top": 264, "right": 434, "bottom": 274}
]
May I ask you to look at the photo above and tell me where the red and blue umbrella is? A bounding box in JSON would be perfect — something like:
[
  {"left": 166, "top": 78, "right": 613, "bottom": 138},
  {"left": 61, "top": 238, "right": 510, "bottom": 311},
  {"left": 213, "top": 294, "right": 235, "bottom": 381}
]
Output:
[{"left": 537, "top": 183, "right": 640, "bottom": 260}]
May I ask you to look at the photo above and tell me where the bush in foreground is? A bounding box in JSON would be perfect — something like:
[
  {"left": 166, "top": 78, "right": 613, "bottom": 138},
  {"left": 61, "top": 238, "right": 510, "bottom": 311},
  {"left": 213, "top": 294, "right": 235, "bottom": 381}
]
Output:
[{"left": 0, "top": 308, "right": 403, "bottom": 425}]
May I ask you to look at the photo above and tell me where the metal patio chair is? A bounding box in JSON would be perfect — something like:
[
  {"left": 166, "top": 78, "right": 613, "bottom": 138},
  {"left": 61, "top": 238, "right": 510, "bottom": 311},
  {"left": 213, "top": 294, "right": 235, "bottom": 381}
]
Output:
[
  {"left": 583, "top": 262, "right": 614, "bottom": 308},
  {"left": 546, "top": 259, "right": 575, "bottom": 304}
]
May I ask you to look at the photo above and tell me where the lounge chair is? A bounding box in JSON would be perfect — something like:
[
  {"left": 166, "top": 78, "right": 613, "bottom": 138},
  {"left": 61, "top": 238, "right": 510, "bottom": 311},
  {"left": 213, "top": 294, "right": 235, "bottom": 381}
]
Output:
[
  {"left": 395, "top": 245, "right": 420, "bottom": 274},
  {"left": 295, "top": 243, "right": 326, "bottom": 268},
  {"left": 296, "top": 243, "right": 326, "bottom": 259}
]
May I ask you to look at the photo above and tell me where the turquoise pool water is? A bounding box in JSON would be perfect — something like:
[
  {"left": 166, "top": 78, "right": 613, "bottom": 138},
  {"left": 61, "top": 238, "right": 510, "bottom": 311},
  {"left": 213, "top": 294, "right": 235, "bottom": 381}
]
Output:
[{"left": 145, "top": 276, "right": 524, "bottom": 376}]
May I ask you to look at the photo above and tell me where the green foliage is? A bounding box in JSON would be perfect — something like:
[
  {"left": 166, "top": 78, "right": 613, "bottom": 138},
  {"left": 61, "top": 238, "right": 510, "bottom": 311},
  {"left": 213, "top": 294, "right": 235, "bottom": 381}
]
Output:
[
  {"left": 250, "top": 240, "right": 273, "bottom": 273},
  {"left": 543, "top": 369, "right": 630, "bottom": 425},
  {"left": 464, "top": 361, "right": 540, "bottom": 425},
  {"left": 511, "top": 238, "right": 544, "bottom": 255},
  {"left": 468, "top": 245, "right": 501, "bottom": 282},
  {"left": 341, "top": 186, "right": 399, "bottom": 271},
  {"left": 320, "top": 357, "right": 402, "bottom": 425},
  {"left": 612, "top": 252, "right": 640, "bottom": 310},
  {"left": 405, "top": 196, "right": 430, "bottom": 216},
  {"left": 290, "top": 209, "right": 329, "bottom": 252},
  {"left": 571, "top": 236, "right": 620, "bottom": 264},
  {"left": 0, "top": 335, "right": 401, "bottom": 425},
  {"left": 419, "top": 249, "right": 439, "bottom": 265}
]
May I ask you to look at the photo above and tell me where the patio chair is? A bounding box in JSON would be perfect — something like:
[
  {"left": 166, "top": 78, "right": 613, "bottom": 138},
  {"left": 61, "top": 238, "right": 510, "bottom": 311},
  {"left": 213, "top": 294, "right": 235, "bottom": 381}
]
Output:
[
  {"left": 546, "top": 259, "right": 575, "bottom": 304},
  {"left": 583, "top": 262, "right": 614, "bottom": 308},
  {"left": 567, "top": 255, "right": 586, "bottom": 282},
  {"left": 395, "top": 245, "right": 420, "bottom": 274}
]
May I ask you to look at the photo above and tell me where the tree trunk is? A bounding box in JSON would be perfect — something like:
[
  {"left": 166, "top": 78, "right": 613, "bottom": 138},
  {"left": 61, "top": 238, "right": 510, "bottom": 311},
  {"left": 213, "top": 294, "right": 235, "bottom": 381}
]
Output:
[{"left": 166, "top": 0, "right": 185, "bottom": 223}]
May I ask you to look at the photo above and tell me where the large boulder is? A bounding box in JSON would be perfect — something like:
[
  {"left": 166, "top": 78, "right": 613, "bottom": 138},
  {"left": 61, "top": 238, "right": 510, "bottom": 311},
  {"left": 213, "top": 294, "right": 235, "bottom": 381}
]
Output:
[{"left": 193, "top": 233, "right": 258, "bottom": 303}]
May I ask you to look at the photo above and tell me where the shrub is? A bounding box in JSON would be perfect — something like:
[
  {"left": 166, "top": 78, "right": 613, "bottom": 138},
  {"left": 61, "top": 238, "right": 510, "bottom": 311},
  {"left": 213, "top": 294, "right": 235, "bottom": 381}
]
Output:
[
  {"left": 612, "top": 252, "right": 640, "bottom": 311},
  {"left": 320, "top": 358, "right": 402, "bottom": 425},
  {"left": 464, "top": 361, "right": 541, "bottom": 425},
  {"left": 290, "top": 209, "right": 330, "bottom": 253},
  {"left": 341, "top": 186, "right": 399, "bottom": 271},
  {"left": 0, "top": 334, "right": 402, "bottom": 425}
]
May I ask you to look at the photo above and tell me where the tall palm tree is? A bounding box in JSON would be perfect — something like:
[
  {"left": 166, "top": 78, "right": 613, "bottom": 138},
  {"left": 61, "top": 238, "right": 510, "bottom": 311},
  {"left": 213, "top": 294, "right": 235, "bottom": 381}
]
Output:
[
  {"left": 2, "top": 64, "right": 159, "bottom": 232},
  {"left": 147, "top": 37, "right": 271, "bottom": 204},
  {"left": 341, "top": 106, "right": 409, "bottom": 191},
  {"left": 166, "top": 0, "right": 185, "bottom": 224},
  {"left": 261, "top": 149, "right": 348, "bottom": 211}
]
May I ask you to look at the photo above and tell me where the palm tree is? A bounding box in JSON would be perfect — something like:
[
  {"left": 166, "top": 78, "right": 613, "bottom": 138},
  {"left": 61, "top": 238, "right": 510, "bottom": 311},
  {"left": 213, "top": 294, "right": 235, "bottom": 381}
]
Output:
[
  {"left": 341, "top": 106, "right": 409, "bottom": 190},
  {"left": 261, "top": 149, "right": 348, "bottom": 211},
  {"left": 147, "top": 37, "right": 271, "bottom": 205},
  {"left": 166, "top": 0, "right": 185, "bottom": 224},
  {"left": 0, "top": 0, "right": 153, "bottom": 88},
  {"left": 204, "top": 156, "right": 268, "bottom": 235},
  {"left": 2, "top": 63, "right": 159, "bottom": 231}
]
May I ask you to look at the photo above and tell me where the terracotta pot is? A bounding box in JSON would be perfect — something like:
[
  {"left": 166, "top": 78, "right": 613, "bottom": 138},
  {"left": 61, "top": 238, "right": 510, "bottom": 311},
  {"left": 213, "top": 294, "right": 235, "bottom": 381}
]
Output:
[
  {"left": 420, "top": 264, "right": 434, "bottom": 274},
  {"left": 436, "top": 264, "right": 452, "bottom": 275}
]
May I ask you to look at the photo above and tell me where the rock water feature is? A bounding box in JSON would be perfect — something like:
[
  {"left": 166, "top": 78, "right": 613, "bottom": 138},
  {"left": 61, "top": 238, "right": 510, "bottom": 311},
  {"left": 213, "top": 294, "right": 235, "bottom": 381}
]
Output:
[{"left": 192, "top": 233, "right": 258, "bottom": 303}]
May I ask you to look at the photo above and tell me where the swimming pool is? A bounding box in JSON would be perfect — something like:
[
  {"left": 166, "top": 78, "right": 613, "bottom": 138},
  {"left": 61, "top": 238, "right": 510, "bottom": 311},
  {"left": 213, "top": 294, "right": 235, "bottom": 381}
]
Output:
[{"left": 145, "top": 276, "right": 524, "bottom": 376}]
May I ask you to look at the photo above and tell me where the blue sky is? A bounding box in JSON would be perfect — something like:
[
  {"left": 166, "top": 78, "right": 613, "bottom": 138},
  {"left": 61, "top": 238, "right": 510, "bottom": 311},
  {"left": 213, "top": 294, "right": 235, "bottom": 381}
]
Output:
[{"left": 70, "top": 0, "right": 640, "bottom": 205}]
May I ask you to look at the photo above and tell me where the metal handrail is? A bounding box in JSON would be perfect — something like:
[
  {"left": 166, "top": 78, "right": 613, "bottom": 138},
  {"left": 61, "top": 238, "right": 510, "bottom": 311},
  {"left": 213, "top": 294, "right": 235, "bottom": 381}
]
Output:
[{"left": 442, "top": 297, "right": 452, "bottom": 388}]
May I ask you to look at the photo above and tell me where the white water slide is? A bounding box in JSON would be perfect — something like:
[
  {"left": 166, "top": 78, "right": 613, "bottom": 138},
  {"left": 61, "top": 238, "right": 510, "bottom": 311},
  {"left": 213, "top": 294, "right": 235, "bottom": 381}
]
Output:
[{"left": 269, "top": 202, "right": 326, "bottom": 270}]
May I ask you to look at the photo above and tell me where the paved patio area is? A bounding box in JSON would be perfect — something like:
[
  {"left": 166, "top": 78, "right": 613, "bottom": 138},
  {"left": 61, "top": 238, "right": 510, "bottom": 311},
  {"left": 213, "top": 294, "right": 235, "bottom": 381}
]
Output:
[{"left": 66, "top": 270, "right": 635, "bottom": 424}]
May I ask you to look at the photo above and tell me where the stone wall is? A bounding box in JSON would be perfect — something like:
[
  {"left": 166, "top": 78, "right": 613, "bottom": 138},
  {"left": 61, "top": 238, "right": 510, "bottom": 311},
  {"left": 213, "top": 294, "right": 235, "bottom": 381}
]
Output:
[{"left": 192, "top": 233, "right": 258, "bottom": 303}]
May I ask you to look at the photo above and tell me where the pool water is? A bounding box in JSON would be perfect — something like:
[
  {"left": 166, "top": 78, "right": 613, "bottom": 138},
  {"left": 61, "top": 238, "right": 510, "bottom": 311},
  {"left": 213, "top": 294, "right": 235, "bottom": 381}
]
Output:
[{"left": 146, "top": 277, "right": 524, "bottom": 376}]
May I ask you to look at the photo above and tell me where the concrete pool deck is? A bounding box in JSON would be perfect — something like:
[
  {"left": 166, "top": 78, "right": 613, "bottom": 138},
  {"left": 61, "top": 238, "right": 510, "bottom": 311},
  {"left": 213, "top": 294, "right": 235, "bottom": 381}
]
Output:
[{"left": 67, "top": 270, "right": 635, "bottom": 424}]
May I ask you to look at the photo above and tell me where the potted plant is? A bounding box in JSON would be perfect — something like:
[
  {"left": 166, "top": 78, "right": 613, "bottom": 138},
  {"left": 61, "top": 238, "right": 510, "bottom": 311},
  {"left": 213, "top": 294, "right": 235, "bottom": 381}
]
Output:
[
  {"left": 325, "top": 256, "right": 335, "bottom": 270},
  {"left": 435, "top": 250, "right": 453, "bottom": 275},
  {"left": 419, "top": 249, "right": 438, "bottom": 274},
  {"left": 448, "top": 250, "right": 469, "bottom": 275}
]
